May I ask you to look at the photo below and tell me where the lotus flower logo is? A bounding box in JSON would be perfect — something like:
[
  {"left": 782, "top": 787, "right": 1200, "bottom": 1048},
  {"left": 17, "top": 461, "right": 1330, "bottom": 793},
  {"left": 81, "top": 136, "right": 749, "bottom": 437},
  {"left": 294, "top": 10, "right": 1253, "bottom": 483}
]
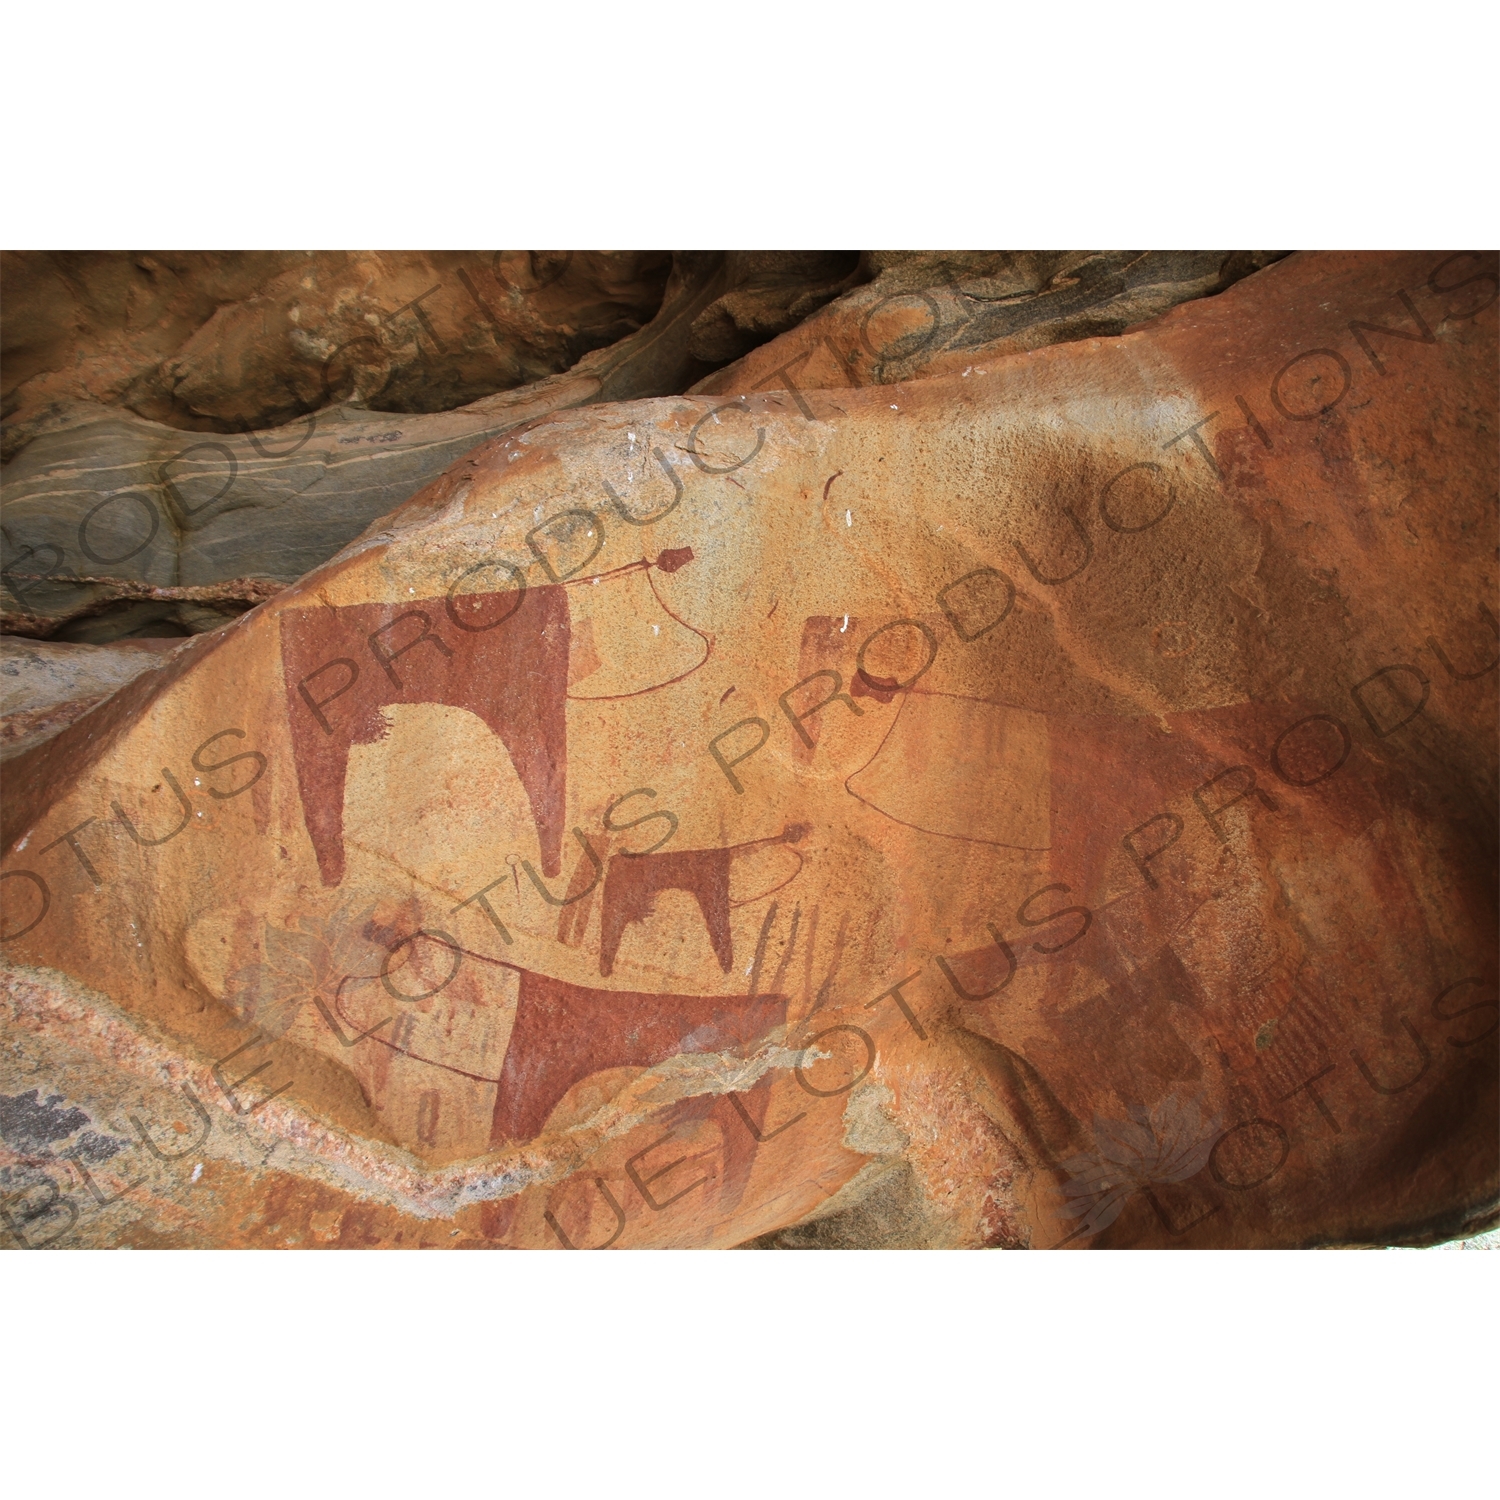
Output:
[{"left": 1058, "top": 1091, "right": 1221, "bottom": 1242}]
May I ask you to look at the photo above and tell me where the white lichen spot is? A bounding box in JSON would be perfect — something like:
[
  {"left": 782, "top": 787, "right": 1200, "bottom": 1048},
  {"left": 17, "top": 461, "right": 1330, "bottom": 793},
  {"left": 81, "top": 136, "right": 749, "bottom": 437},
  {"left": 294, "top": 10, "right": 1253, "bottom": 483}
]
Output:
[{"left": 843, "top": 1082, "right": 910, "bottom": 1156}]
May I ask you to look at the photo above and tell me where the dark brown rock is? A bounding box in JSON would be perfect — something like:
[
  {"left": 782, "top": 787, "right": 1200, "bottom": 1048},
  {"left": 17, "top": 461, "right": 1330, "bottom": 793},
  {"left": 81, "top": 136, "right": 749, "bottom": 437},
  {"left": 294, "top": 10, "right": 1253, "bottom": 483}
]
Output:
[
  {"left": 2, "top": 251, "right": 673, "bottom": 452},
  {"left": 686, "top": 252, "right": 864, "bottom": 364}
]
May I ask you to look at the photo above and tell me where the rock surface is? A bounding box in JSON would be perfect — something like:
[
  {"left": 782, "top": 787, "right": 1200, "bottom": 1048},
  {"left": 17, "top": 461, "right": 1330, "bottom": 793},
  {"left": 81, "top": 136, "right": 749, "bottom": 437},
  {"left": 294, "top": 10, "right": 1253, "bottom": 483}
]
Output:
[
  {"left": 685, "top": 252, "right": 863, "bottom": 364},
  {"left": 1, "top": 250, "right": 1495, "bottom": 1249},
  {"left": 693, "top": 251, "right": 1285, "bottom": 401},
  {"left": 1, "top": 254, "right": 853, "bottom": 640},
  {"left": 4, "top": 253, "right": 1272, "bottom": 644},
  {"left": 1, "top": 637, "right": 184, "bottom": 760},
  {"left": 1, "top": 251, "right": 674, "bottom": 451}
]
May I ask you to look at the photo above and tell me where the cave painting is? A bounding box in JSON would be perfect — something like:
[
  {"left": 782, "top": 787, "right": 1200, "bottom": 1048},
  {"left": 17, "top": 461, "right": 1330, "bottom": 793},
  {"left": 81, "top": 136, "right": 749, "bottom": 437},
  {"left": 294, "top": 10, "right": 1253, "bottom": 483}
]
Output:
[
  {"left": 847, "top": 689, "right": 1051, "bottom": 848},
  {"left": 6, "top": 251, "right": 1493, "bottom": 1251},
  {"left": 490, "top": 966, "right": 787, "bottom": 1144},
  {"left": 280, "top": 549, "right": 704, "bottom": 888},
  {"left": 274, "top": 542, "right": 776, "bottom": 1153},
  {"left": 565, "top": 553, "right": 707, "bottom": 698},
  {"left": 281, "top": 581, "right": 571, "bottom": 885},
  {"left": 321, "top": 921, "right": 789, "bottom": 1154},
  {"left": 597, "top": 823, "right": 808, "bottom": 978}
]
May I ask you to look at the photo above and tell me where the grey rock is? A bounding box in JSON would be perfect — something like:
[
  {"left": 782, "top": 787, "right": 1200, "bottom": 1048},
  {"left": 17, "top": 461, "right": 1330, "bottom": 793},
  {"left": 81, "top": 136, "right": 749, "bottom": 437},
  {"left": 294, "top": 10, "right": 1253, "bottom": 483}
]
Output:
[
  {"left": 1, "top": 253, "right": 741, "bottom": 640},
  {"left": 692, "top": 250, "right": 1288, "bottom": 396}
]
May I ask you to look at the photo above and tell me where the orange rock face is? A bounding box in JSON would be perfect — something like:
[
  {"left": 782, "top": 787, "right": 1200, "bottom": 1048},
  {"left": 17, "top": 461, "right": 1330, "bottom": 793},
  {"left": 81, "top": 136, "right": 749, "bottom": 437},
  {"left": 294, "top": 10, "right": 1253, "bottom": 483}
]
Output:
[{"left": 2, "top": 250, "right": 1495, "bottom": 1248}]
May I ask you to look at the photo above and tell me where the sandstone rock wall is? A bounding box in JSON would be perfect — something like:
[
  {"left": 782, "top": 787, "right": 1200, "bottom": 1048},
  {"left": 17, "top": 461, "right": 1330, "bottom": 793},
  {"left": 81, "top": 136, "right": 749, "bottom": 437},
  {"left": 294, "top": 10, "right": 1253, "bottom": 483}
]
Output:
[
  {"left": 3, "top": 252, "right": 1275, "bottom": 644},
  {"left": 2, "top": 250, "right": 1494, "bottom": 1249},
  {"left": 1, "top": 253, "right": 862, "bottom": 640}
]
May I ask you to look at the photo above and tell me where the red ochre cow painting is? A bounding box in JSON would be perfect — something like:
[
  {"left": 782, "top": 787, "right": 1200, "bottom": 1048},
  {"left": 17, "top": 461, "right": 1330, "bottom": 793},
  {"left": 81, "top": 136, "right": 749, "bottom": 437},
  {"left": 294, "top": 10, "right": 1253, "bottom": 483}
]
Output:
[
  {"left": 279, "top": 582, "right": 570, "bottom": 886},
  {"left": 596, "top": 823, "right": 809, "bottom": 978},
  {"left": 278, "top": 557, "right": 793, "bottom": 1159},
  {"left": 490, "top": 967, "right": 787, "bottom": 1145},
  {"left": 332, "top": 942, "right": 788, "bottom": 1155}
]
